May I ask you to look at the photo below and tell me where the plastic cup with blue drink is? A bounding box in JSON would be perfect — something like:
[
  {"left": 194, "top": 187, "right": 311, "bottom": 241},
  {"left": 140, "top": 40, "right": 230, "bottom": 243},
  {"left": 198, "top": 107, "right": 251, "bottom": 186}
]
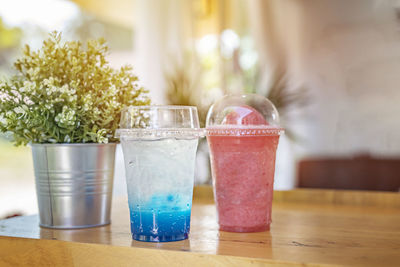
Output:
[{"left": 116, "top": 106, "right": 202, "bottom": 242}]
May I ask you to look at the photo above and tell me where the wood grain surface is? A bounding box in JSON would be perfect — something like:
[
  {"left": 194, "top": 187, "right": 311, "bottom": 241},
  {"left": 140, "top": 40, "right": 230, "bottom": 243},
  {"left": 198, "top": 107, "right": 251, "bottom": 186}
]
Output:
[{"left": 0, "top": 187, "right": 399, "bottom": 266}]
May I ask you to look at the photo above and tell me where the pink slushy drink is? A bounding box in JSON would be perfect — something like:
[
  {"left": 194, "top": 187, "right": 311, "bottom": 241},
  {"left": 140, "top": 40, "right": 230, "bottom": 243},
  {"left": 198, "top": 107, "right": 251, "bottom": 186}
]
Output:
[{"left": 206, "top": 95, "right": 282, "bottom": 232}]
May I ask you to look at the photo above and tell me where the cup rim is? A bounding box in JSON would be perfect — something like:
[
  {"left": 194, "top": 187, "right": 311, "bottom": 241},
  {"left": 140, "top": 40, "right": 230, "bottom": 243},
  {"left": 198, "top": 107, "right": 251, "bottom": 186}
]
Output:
[
  {"left": 205, "top": 125, "right": 284, "bottom": 136},
  {"left": 29, "top": 142, "right": 117, "bottom": 147},
  {"left": 121, "top": 105, "right": 198, "bottom": 111},
  {"left": 115, "top": 128, "right": 205, "bottom": 139},
  {"left": 118, "top": 105, "right": 201, "bottom": 134}
]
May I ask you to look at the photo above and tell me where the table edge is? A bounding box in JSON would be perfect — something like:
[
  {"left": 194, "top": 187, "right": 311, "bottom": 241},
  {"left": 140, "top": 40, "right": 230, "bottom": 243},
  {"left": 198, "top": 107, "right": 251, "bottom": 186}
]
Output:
[
  {"left": 194, "top": 186, "right": 400, "bottom": 208},
  {"left": 0, "top": 236, "right": 339, "bottom": 267}
]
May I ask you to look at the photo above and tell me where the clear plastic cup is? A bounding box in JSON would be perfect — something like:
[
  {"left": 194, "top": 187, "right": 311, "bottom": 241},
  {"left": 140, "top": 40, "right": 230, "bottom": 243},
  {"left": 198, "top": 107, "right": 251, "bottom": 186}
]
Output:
[
  {"left": 205, "top": 94, "right": 283, "bottom": 232},
  {"left": 116, "top": 106, "right": 202, "bottom": 242}
]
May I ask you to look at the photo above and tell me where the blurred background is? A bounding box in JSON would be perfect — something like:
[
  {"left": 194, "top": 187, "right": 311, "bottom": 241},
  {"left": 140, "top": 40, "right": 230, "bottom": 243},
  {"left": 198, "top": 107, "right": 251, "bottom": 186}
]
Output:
[{"left": 1, "top": 0, "right": 400, "bottom": 218}]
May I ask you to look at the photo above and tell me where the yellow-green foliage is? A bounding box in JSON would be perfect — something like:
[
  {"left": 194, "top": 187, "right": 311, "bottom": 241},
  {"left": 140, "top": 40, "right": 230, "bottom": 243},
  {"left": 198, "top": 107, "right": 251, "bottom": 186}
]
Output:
[{"left": 0, "top": 32, "right": 150, "bottom": 145}]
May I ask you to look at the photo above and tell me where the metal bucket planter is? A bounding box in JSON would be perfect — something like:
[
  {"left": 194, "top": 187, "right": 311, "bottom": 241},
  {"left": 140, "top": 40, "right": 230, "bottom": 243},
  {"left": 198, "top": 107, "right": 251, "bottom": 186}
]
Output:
[{"left": 31, "top": 143, "right": 116, "bottom": 229}]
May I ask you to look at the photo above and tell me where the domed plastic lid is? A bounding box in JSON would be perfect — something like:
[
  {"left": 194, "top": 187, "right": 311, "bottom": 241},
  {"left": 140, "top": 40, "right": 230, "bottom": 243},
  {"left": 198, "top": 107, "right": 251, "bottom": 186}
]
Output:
[
  {"left": 206, "top": 94, "right": 283, "bottom": 136},
  {"left": 116, "top": 105, "right": 204, "bottom": 140}
]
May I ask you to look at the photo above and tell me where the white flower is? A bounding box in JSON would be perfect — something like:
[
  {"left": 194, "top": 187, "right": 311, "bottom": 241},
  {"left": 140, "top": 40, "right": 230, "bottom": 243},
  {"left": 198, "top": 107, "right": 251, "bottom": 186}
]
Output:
[
  {"left": 96, "top": 129, "right": 108, "bottom": 143},
  {"left": 60, "top": 84, "right": 69, "bottom": 94},
  {"left": 26, "top": 67, "right": 40, "bottom": 78},
  {"left": 82, "top": 94, "right": 93, "bottom": 111},
  {"left": 45, "top": 103, "right": 53, "bottom": 109},
  {"left": 93, "top": 107, "right": 100, "bottom": 115},
  {"left": 0, "top": 91, "right": 11, "bottom": 102},
  {"left": 11, "top": 90, "right": 22, "bottom": 101},
  {"left": 14, "top": 106, "right": 25, "bottom": 114},
  {"left": 55, "top": 106, "right": 76, "bottom": 127},
  {"left": 68, "top": 95, "right": 77, "bottom": 102},
  {"left": 64, "top": 135, "right": 71, "bottom": 143},
  {"left": 24, "top": 96, "right": 34, "bottom": 105},
  {"left": 0, "top": 113, "right": 6, "bottom": 125},
  {"left": 108, "top": 85, "right": 117, "bottom": 95}
]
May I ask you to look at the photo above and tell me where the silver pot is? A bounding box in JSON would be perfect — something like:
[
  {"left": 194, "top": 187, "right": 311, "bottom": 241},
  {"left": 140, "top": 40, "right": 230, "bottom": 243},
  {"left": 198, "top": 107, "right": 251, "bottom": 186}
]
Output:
[{"left": 31, "top": 143, "right": 116, "bottom": 229}]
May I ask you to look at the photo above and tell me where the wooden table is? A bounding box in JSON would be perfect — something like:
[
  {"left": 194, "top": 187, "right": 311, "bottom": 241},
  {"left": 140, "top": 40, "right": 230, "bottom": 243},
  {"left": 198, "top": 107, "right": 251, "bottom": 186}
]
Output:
[{"left": 1, "top": 186, "right": 399, "bottom": 266}]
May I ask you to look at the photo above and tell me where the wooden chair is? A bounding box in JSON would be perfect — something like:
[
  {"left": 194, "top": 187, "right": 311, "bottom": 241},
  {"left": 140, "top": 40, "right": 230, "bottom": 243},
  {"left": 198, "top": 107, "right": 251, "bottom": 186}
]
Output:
[{"left": 297, "top": 156, "right": 400, "bottom": 192}]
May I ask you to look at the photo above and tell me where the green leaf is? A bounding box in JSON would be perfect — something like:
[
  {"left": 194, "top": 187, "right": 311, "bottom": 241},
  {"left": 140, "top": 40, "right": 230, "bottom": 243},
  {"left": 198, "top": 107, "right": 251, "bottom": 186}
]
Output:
[{"left": 0, "top": 31, "right": 151, "bottom": 146}]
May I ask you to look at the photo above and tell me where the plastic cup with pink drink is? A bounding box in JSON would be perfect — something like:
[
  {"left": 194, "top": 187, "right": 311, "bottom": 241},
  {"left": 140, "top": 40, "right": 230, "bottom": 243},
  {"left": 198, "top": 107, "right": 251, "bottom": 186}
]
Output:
[{"left": 205, "top": 94, "right": 283, "bottom": 232}]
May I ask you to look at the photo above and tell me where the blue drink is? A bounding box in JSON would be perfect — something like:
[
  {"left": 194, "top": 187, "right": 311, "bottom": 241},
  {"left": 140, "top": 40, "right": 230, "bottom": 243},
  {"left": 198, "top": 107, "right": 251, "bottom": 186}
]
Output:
[
  {"left": 130, "top": 198, "right": 191, "bottom": 242},
  {"left": 121, "top": 138, "right": 198, "bottom": 242}
]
